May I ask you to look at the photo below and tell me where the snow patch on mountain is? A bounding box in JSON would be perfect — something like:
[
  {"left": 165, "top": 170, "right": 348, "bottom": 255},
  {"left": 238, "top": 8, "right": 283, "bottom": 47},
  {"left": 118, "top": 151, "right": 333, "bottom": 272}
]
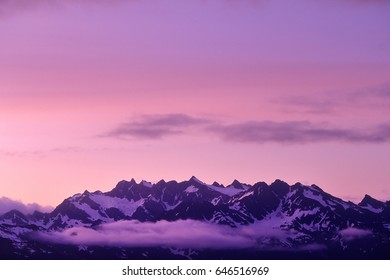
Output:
[
  {"left": 162, "top": 200, "right": 182, "bottom": 211},
  {"left": 211, "top": 197, "right": 221, "bottom": 206},
  {"left": 141, "top": 180, "right": 153, "bottom": 188},
  {"left": 237, "top": 191, "right": 254, "bottom": 200},
  {"left": 90, "top": 194, "right": 144, "bottom": 216},
  {"left": 74, "top": 202, "right": 108, "bottom": 222},
  {"left": 360, "top": 204, "right": 383, "bottom": 213},
  {"left": 303, "top": 189, "right": 328, "bottom": 207},
  {"left": 207, "top": 184, "right": 247, "bottom": 196},
  {"left": 185, "top": 185, "right": 198, "bottom": 193}
]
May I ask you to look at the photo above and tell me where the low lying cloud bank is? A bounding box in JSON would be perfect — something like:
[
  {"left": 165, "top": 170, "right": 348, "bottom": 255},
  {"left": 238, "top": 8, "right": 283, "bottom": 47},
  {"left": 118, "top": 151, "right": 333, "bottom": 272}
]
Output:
[
  {"left": 35, "top": 220, "right": 326, "bottom": 250},
  {"left": 339, "top": 227, "right": 372, "bottom": 241},
  {"left": 37, "top": 220, "right": 253, "bottom": 249},
  {"left": 0, "top": 197, "right": 53, "bottom": 215}
]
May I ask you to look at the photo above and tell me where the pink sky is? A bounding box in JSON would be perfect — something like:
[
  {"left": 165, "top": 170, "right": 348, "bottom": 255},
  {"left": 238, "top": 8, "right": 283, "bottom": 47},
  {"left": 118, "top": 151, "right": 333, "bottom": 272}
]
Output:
[{"left": 1, "top": 0, "right": 390, "bottom": 207}]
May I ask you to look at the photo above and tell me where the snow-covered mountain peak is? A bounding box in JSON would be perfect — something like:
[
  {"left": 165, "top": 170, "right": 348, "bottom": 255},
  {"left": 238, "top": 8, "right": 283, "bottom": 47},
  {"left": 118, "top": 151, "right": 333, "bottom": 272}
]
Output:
[
  {"left": 359, "top": 194, "right": 385, "bottom": 213},
  {"left": 141, "top": 180, "right": 153, "bottom": 188},
  {"left": 188, "top": 176, "right": 206, "bottom": 185},
  {"left": 227, "top": 179, "right": 248, "bottom": 190}
]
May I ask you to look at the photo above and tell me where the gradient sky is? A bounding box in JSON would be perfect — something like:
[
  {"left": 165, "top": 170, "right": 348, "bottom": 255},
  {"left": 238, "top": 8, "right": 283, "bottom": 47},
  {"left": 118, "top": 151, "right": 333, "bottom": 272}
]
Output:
[{"left": 1, "top": 0, "right": 390, "bottom": 207}]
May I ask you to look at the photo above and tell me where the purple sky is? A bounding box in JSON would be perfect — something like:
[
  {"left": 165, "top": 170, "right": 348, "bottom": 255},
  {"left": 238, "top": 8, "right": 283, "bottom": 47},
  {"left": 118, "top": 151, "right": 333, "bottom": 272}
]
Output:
[{"left": 1, "top": 0, "right": 390, "bottom": 207}]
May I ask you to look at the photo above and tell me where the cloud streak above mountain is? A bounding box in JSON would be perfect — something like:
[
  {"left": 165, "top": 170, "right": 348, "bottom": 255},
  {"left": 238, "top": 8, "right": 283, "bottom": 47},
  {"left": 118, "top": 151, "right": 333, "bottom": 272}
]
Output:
[
  {"left": 105, "top": 114, "right": 212, "bottom": 140},
  {"left": 104, "top": 114, "right": 390, "bottom": 144},
  {"left": 210, "top": 121, "right": 390, "bottom": 144}
]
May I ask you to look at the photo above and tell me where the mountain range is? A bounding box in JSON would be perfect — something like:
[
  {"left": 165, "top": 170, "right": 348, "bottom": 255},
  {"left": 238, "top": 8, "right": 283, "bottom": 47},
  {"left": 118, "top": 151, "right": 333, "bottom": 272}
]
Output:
[{"left": 1, "top": 176, "right": 389, "bottom": 259}]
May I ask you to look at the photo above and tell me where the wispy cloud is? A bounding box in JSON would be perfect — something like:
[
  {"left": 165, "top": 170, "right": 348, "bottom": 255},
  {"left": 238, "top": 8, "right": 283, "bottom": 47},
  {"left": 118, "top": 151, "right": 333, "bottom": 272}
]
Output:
[
  {"left": 0, "top": 197, "right": 53, "bottom": 215},
  {"left": 104, "top": 114, "right": 211, "bottom": 140},
  {"left": 104, "top": 113, "right": 390, "bottom": 144},
  {"left": 0, "top": 146, "right": 85, "bottom": 158},
  {"left": 210, "top": 121, "right": 390, "bottom": 144}
]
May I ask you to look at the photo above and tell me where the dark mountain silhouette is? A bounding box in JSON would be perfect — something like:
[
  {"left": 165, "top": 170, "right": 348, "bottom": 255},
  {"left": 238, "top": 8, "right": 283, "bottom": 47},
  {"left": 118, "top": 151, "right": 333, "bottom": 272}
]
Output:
[{"left": 0, "top": 177, "right": 389, "bottom": 259}]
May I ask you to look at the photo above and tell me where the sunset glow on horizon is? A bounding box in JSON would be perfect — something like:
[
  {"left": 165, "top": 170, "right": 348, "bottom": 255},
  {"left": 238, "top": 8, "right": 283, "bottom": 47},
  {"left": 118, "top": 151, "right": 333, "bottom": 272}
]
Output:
[{"left": 1, "top": 0, "right": 390, "bottom": 207}]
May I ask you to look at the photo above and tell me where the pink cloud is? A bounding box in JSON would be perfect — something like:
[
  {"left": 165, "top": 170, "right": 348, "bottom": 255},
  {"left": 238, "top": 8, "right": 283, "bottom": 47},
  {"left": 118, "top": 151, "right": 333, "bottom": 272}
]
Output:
[
  {"left": 105, "top": 114, "right": 211, "bottom": 140},
  {"left": 210, "top": 121, "right": 390, "bottom": 144},
  {"left": 0, "top": 196, "right": 53, "bottom": 215},
  {"left": 104, "top": 113, "right": 390, "bottom": 144}
]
